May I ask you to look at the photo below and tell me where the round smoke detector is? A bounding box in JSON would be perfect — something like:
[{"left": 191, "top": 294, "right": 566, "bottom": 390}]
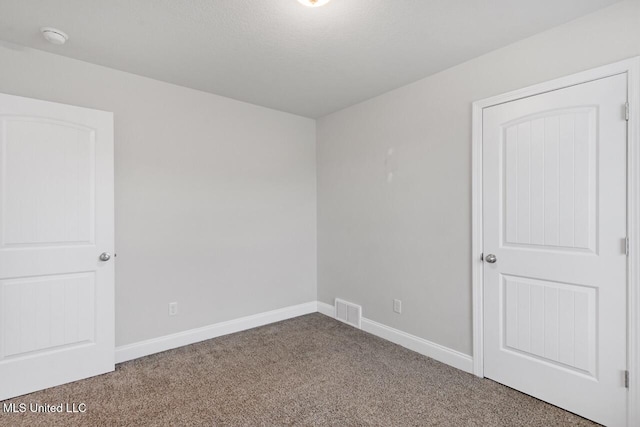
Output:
[
  {"left": 297, "top": 0, "right": 331, "bottom": 7},
  {"left": 41, "top": 27, "right": 68, "bottom": 45}
]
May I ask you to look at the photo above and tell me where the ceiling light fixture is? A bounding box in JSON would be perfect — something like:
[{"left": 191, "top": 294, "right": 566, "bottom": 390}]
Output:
[
  {"left": 41, "top": 27, "right": 68, "bottom": 45},
  {"left": 297, "top": 0, "right": 331, "bottom": 7}
]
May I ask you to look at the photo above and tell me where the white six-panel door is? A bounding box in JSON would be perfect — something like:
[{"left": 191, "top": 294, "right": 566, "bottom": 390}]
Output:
[
  {"left": 0, "top": 93, "right": 114, "bottom": 400},
  {"left": 482, "top": 74, "right": 628, "bottom": 426}
]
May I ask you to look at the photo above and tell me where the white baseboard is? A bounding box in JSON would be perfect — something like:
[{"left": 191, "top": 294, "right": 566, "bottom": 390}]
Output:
[
  {"left": 317, "top": 300, "right": 473, "bottom": 374},
  {"left": 317, "top": 301, "right": 334, "bottom": 317},
  {"left": 117, "top": 300, "right": 473, "bottom": 375},
  {"left": 115, "top": 301, "right": 318, "bottom": 363},
  {"left": 361, "top": 318, "right": 473, "bottom": 373}
]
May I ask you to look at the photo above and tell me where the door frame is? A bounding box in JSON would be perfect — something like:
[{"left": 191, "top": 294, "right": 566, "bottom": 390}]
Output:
[{"left": 471, "top": 56, "right": 640, "bottom": 426}]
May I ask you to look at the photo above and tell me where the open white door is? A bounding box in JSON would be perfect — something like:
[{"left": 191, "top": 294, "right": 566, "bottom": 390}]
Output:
[
  {"left": 0, "top": 93, "right": 114, "bottom": 400},
  {"left": 482, "top": 74, "right": 628, "bottom": 426}
]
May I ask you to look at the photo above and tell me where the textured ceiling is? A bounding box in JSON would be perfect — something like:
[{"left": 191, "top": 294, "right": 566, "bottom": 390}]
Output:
[{"left": 0, "top": 0, "right": 622, "bottom": 118}]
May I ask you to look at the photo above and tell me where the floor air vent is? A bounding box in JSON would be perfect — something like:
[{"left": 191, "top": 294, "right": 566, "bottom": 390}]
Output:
[{"left": 335, "top": 298, "right": 362, "bottom": 329}]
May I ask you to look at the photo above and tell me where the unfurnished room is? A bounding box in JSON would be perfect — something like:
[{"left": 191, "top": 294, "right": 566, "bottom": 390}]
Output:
[{"left": 0, "top": 1, "right": 639, "bottom": 426}]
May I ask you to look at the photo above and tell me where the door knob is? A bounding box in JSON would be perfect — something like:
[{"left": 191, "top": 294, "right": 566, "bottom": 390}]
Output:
[
  {"left": 99, "top": 252, "right": 111, "bottom": 262},
  {"left": 485, "top": 254, "right": 497, "bottom": 263}
]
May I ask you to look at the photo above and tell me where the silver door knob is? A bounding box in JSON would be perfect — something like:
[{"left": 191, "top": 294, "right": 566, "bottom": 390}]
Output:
[
  {"left": 485, "top": 254, "right": 497, "bottom": 263},
  {"left": 99, "top": 252, "right": 111, "bottom": 262}
]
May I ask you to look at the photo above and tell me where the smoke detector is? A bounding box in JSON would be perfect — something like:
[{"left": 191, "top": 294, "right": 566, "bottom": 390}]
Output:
[
  {"left": 297, "top": 0, "right": 331, "bottom": 7},
  {"left": 41, "top": 27, "right": 68, "bottom": 45}
]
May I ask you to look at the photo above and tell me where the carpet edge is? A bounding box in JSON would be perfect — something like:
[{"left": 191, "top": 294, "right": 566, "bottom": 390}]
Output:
[
  {"left": 317, "top": 301, "right": 473, "bottom": 374},
  {"left": 115, "top": 301, "right": 318, "bottom": 363}
]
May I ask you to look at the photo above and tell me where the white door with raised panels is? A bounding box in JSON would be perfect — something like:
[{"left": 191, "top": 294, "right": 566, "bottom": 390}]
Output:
[
  {"left": 483, "top": 74, "right": 628, "bottom": 426},
  {"left": 0, "top": 93, "right": 114, "bottom": 400}
]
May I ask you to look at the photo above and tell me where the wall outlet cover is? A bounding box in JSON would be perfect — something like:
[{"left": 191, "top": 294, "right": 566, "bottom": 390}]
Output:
[
  {"left": 393, "top": 299, "right": 402, "bottom": 314},
  {"left": 169, "top": 302, "right": 178, "bottom": 316}
]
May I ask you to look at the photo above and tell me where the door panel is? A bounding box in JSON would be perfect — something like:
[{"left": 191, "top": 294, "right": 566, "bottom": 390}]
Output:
[
  {"left": 502, "top": 274, "right": 597, "bottom": 376},
  {"left": 3, "top": 118, "right": 95, "bottom": 246},
  {"left": 483, "top": 74, "right": 627, "bottom": 426},
  {"left": 503, "top": 108, "right": 597, "bottom": 251},
  {"left": 0, "top": 93, "right": 114, "bottom": 401},
  {"left": 2, "top": 273, "right": 96, "bottom": 358}
]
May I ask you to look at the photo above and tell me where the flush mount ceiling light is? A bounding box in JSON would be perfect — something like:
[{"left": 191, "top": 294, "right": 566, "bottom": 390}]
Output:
[
  {"left": 41, "top": 27, "right": 68, "bottom": 45},
  {"left": 297, "top": 0, "right": 331, "bottom": 7}
]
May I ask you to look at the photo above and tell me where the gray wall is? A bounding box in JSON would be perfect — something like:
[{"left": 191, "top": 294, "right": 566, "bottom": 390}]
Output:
[
  {"left": 0, "top": 43, "right": 317, "bottom": 347},
  {"left": 0, "top": 0, "right": 637, "bottom": 356},
  {"left": 317, "top": 0, "right": 640, "bottom": 355}
]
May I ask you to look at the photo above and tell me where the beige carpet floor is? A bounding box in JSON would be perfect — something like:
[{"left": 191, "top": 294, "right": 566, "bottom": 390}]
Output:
[{"left": 1, "top": 313, "right": 597, "bottom": 426}]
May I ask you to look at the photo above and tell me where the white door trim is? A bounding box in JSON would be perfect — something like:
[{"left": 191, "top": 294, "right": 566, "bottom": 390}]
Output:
[{"left": 471, "top": 56, "right": 640, "bottom": 426}]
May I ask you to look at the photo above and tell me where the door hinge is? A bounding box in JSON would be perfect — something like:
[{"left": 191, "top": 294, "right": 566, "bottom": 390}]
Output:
[
  {"left": 626, "top": 237, "right": 630, "bottom": 256},
  {"left": 626, "top": 102, "right": 630, "bottom": 121},
  {"left": 625, "top": 370, "right": 629, "bottom": 388}
]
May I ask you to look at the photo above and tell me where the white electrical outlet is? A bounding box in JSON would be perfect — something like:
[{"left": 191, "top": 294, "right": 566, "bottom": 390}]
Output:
[
  {"left": 393, "top": 299, "right": 402, "bottom": 314},
  {"left": 168, "top": 302, "right": 178, "bottom": 316}
]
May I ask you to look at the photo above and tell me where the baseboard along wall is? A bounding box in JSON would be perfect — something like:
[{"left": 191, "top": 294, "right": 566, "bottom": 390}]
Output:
[
  {"left": 115, "top": 301, "right": 318, "bottom": 363},
  {"left": 316, "top": 301, "right": 473, "bottom": 374},
  {"left": 116, "top": 300, "right": 473, "bottom": 374}
]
